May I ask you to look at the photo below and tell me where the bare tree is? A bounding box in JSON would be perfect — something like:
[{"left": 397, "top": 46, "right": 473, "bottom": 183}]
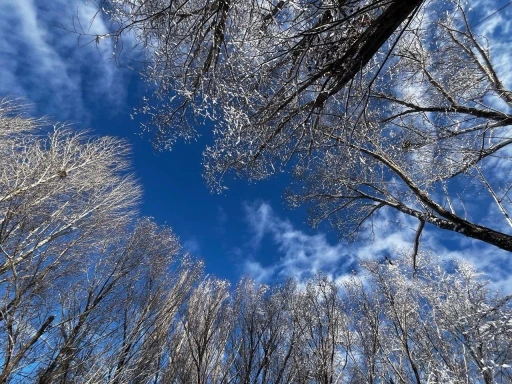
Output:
[
  {"left": 34, "top": 218, "right": 198, "bottom": 384},
  {"left": 228, "top": 255, "right": 512, "bottom": 384},
  {"left": 281, "top": 2, "right": 512, "bottom": 254},
  {"left": 228, "top": 279, "right": 299, "bottom": 384},
  {"left": 93, "top": 1, "right": 512, "bottom": 253},
  {"left": 228, "top": 279, "right": 270, "bottom": 384},
  {"left": 0, "top": 101, "right": 210, "bottom": 383},
  {"left": 88, "top": 221, "right": 202, "bottom": 384},
  {"left": 417, "top": 260, "right": 512, "bottom": 383},
  {"left": 291, "top": 275, "right": 349, "bottom": 383},
  {"left": 0, "top": 99, "right": 140, "bottom": 383},
  {"left": 365, "top": 254, "right": 512, "bottom": 383},
  {"left": 91, "top": 0, "right": 422, "bottom": 147},
  {"left": 342, "top": 274, "right": 383, "bottom": 383},
  {"left": 173, "top": 277, "right": 233, "bottom": 384}
]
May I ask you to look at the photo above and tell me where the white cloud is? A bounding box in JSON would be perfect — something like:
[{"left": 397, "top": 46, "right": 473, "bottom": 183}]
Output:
[
  {"left": 241, "top": 202, "right": 417, "bottom": 283},
  {"left": 241, "top": 201, "right": 512, "bottom": 293},
  {"left": 243, "top": 260, "right": 276, "bottom": 283},
  {"left": 471, "top": 0, "right": 512, "bottom": 92},
  {"left": 0, "top": 0, "right": 136, "bottom": 123}
]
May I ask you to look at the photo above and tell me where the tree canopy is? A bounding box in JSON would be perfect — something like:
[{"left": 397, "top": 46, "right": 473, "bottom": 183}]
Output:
[
  {"left": 1, "top": 0, "right": 512, "bottom": 380},
  {"left": 90, "top": 0, "right": 512, "bottom": 255},
  {"left": 99, "top": 0, "right": 423, "bottom": 147},
  {"left": 1, "top": 73, "right": 511, "bottom": 382}
]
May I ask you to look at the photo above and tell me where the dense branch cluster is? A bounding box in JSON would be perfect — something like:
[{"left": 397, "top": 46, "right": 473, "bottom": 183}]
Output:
[
  {"left": 286, "top": 4, "right": 512, "bottom": 251},
  {"left": 0, "top": 100, "right": 511, "bottom": 382},
  {"left": 93, "top": 0, "right": 512, "bottom": 252},
  {"left": 99, "top": 0, "right": 421, "bottom": 147}
]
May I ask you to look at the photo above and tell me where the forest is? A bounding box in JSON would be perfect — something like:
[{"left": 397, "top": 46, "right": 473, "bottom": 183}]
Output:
[{"left": 1, "top": 0, "right": 512, "bottom": 382}]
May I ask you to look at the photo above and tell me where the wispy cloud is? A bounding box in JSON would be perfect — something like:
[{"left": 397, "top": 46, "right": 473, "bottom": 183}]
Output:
[
  {"left": 183, "top": 237, "right": 201, "bottom": 256},
  {"left": 0, "top": 0, "right": 134, "bottom": 123},
  {"left": 471, "top": 0, "right": 512, "bottom": 97},
  {"left": 241, "top": 202, "right": 416, "bottom": 283},
  {"left": 243, "top": 260, "right": 276, "bottom": 283},
  {"left": 241, "top": 201, "right": 512, "bottom": 293}
]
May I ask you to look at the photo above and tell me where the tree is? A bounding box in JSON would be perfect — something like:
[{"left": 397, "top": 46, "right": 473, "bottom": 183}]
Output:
[
  {"left": 348, "top": 254, "right": 512, "bottom": 383},
  {"left": 170, "top": 277, "right": 233, "bottom": 384},
  {"left": 35, "top": 219, "right": 200, "bottom": 384},
  {"left": 86, "top": 222, "right": 202, "bottom": 384},
  {"left": 226, "top": 255, "right": 512, "bottom": 384},
  {"left": 291, "top": 275, "right": 349, "bottom": 383},
  {"left": 0, "top": 99, "right": 140, "bottom": 383},
  {"left": 0, "top": 100, "right": 202, "bottom": 383},
  {"left": 284, "top": 2, "right": 512, "bottom": 254},
  {"left": 228, "top": 279, "right": 299, "bottom": 384},
  {"left": 228, "top": 280, "right": 272, "bottom": 384},
  {"left": 91, "top": 0, "right": 423, "bottom": 147},
  {"left": 95, "top": 0, "right": 512, "bottom": 253}
]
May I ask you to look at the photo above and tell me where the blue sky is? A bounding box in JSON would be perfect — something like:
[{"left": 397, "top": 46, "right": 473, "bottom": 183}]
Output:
[{"left": 1, "top": 0, "right": 512, "bottom": 291}]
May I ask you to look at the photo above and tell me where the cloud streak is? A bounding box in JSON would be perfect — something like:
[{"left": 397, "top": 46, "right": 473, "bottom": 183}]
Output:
[{"left": 0, "top": 0, "right": 134, "bottom": 123}]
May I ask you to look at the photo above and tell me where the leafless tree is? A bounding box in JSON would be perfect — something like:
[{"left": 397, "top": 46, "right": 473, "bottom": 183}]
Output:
[
  {"left": 342, "top": 274, "right": 383, "bottom": 383},
  {"left": 227, "top": 255, "right": 512, "bottom": 384},
  {"left": 169, "top": 277, "right": 233, "bottom": 384},
  {"left": 93, "top": 1, "right": 512, "bottom": 254},
  {"left": 343, "top": 253, "right": 512, "bottom": 383},
  {"left": 227, "top": 279, "right": 299, "bottom": 384},
  {"left": 0, "top": 99, "right": 140, "bottom": 383},
  {"left": 291, "top": 275, "right": 349, "bottom": 383},
  {"left": 91, "top": 0, "right": 422, "bottom": 147},
  {"left": 228, "top": 279, "right": 271, "bottom": 384},
  {"left": 281, "top": 2, "right": 512, "bottom": 254},
  {"left": 90, "top": 221, "right": 202, "bottom": 384},
  {"left": 417, "top": 259, "right": 512, "bottom": 383},
  {"left": 33, "top": 219, "right": 200, "bottom": 384}
]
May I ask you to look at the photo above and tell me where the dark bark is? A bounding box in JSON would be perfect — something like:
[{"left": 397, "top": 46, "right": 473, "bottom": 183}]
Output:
[
  {"left": 316, "top": 0, "right": 425, "bottom": 104},
  {"left": 390, "top": 201, "right": 512, "bottom": 253}
]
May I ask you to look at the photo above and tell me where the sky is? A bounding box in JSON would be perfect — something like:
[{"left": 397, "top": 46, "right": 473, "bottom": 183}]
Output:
[{"left": 1, "top": 0, "right": 512, "bottom": 292}]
